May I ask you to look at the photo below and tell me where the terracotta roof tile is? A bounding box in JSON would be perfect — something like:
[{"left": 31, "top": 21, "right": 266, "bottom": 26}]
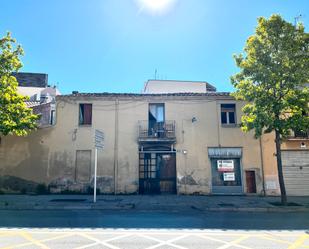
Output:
[
  {"left": 58, "top": 92, "right": 232, "bottom": 99},
  {"left": 25, "top": 101, "right": 41, "bottom": 108}
]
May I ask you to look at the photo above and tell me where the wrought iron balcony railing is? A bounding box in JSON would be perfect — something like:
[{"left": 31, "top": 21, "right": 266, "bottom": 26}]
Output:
[
  {"left": 138, "top": 120, "right": 176, "bottom": 141},
  {"left": 294, "top": 129, "right": 309, "bottom": 138}
]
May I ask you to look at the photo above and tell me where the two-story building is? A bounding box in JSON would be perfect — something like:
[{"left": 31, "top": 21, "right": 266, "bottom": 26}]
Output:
[{"left": 0, "top": 80, "right": 266, "bottom": 195}]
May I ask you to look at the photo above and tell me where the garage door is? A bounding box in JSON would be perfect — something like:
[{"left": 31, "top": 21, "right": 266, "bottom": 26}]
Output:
[{"left": 282, "top": 150, "right": 309, "bottom": 196}]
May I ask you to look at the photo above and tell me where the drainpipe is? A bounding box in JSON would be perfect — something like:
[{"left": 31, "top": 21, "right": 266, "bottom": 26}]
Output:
[
  {"left": 259, "top": 136, "right": 266, "bottom": 196},
  {"left": 114, "top": 98, "right": 119, "bottom": 194},
  {"left": 216, "top": 101, "right": 221, "bottom": 147}
]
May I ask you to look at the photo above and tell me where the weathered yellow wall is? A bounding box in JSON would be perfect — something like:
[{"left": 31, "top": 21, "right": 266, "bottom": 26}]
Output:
[
  {"left": 0, "top": 95, "right": 264, "bottom": 195},
  {"left": 260, "top": 133, "right": 279, "bottom": 195}
]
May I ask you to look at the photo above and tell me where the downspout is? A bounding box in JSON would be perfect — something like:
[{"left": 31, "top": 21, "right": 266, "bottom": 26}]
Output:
[
  {"left": 216, "top": 101, "right": 221, "bottom": 147},
  {"left": 259, "top": 136, "right": 266, "bottom": 196},
  {"left": 184, "top": 154, "right": 187, "bottom": 194},
  {"left": 114, "top": 98, "right": 119, "bottom": 194}
]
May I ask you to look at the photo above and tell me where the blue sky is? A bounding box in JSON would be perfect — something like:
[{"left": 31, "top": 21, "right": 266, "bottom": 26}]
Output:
[{"left": 1, "top": 0, "right": 308, "bottom": 94}]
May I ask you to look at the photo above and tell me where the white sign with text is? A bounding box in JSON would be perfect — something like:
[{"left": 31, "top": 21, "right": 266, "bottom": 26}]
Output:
[
  {"left": 217, "top": 160, "right": 234, "bottom": 172},
  {"left": 95, "top": 129, "right": 104, "bottom": 150},
  {"left": 223, "top": 172, "right": 235, "bottom": 181}
]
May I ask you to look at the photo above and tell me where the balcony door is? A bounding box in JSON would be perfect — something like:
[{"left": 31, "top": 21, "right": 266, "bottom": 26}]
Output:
[{"left": 149, "top": 104, "right": 165, "bottom": 137}]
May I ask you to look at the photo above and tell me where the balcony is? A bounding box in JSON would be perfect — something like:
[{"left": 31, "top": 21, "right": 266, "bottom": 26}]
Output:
[
  {"left": 287, "top": 129, "right": 309, "bottom": 140},
  {"left": 138, "top": 120, "right": 176, "bottom": 143}
]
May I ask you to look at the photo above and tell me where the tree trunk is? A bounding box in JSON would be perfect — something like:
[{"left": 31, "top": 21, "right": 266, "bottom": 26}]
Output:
[{"left": 275, "top": 130, "right": 287, "bottom": 205}]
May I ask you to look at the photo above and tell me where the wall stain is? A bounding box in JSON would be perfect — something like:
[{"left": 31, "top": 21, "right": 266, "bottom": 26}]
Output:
[{"left": 178, "top": 175, "right": 198, "bottom": 185}]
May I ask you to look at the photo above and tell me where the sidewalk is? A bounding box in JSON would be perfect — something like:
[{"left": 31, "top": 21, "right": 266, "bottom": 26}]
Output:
[{"left": 1, "top": 194, "right": 309, "bottom": 212}]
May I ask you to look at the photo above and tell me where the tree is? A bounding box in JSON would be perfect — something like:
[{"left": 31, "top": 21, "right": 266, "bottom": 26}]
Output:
[
  {"left": 0, "top": 32, "right": 39, "bottom": 136},
  {"left": 231, "top": 15, "right": 309, "bottom": 205}
]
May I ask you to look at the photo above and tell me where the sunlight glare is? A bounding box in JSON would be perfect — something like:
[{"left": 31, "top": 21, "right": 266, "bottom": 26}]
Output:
[{"left": 136, "top": 0, "right": 177, "bottom": 15}]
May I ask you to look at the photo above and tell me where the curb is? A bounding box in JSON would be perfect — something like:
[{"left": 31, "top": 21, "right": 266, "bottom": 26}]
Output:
[{"left": 0, "top": 205, "right": 308, "bottom": 212}]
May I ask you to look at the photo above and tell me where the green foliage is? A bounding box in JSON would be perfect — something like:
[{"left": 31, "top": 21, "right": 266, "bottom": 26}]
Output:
[
  {"left": 231, "top": 15, "right": 309, "bottom": 138},
  {"left": 0, "top": 32, "right": 39, "bottom": 136}
]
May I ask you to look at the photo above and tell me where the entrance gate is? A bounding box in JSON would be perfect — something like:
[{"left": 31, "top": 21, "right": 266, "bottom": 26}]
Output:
[{"left": 139, "top": 152, "right": 176, "bottom": 194}]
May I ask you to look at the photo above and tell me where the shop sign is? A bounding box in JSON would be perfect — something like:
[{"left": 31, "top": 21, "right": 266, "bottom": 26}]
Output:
[
  {"left": 223, "top": 172, "right": 235, "bottom": 181},
  {"left": 217, "top": 160, "right": 234, "bottom": 172}
]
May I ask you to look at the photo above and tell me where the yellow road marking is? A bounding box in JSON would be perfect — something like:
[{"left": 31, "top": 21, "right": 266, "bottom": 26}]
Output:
[
  {"left": 258, "top": 234, "right": 293, "bottom": 245},
  {"left": 19, "top": 231, "right": 49, "bottom": 249},
  {"left": 11, "top": 232, "right": 73, "bottom": 248},
  {"left": 288, "top": 234, "right": 309, "bottom": 249},
  {"left": 0, "top": 230, "right": 308, "bottom": 249},
  {"left": 0, "top": 234, "right": 15, "bottom": 238}
]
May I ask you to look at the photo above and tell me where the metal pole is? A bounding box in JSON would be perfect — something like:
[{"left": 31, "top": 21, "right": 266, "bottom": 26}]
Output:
[
  {"left": 94, "top": 147, "right": 97, "bottom": 203},
  {"left": 114, "top": 98, "right": 119, "bottom": 194}
]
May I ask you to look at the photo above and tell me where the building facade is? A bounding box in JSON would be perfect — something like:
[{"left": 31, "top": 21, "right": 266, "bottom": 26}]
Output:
[
  {"left": 261, "top": 131, "right": 309, "bottom": 196},
  {"left": 14, "top": 72, "right": 60, "bottom": 127},
  {"left": 0, "top": 91, "right": 266, "bottom": 195}
]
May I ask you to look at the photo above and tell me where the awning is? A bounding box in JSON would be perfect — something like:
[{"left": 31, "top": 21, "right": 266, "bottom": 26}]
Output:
[{"left": 208, "top": 147, "right": 242, "bottom": 158}]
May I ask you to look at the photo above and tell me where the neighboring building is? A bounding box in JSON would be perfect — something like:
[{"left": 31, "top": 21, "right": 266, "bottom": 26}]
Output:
[
  {"left": 261, "top": 131, "right": 309, "bottom": 196},
  {"left": 0, "top": 81, "right": 265, "bottom": 195},
  {"left": 14, "top": 72, "right": 60, "bottom": 127},
  {"left": 143, "top": 80, "right": 216, "bottom": 94}
]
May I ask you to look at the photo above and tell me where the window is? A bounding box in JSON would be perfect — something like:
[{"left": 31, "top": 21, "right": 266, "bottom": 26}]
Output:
[
  {"left": 148, "top": 103, "right": 165, "bottom": 136},
  {"left": 149, "top": 104, "right": 165, "bottom": 123},
  {"left": 79, "top": 104, "right": 92, "bottom": 125},
  {"left": 50, "top": 110, "right": 55, "bottom": 125},
  {"left": 221, "top": 104, "right": 236, "bottom": 125}
]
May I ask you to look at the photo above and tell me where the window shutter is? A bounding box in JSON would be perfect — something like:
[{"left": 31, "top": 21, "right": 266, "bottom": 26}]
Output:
[{"left": 84, "top": 104, "right": 92, "bottom": 125}]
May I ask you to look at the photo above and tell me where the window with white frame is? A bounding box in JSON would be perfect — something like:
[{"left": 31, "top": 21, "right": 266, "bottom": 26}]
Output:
[{"left": 221, "top": 104, "right": 236, "bottom": 125}]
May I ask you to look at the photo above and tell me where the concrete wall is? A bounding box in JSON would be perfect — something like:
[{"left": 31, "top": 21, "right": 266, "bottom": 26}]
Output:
[
  {"left": 143, "top": 80, "right": 215, "bottom": 93},
  {"left": 0, "top": 95, "right": 264, "bottom": 195}
]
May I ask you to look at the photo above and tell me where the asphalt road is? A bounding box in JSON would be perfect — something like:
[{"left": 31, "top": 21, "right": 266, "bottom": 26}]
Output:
[
  {"left": 0, "top": 210, "right": 309, "bottom": 248},
  {"left": 0, "top": 210, "right": 309, "bottom": 230},
  {"left": 0, "top": 228, "right": 309, "bottom": 249}
]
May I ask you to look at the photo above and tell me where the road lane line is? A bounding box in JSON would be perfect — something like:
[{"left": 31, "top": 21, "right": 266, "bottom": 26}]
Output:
[
  {"left": 142, "top": 233, "right": 189, "bottom": 249},
  {"left": 78, "top": 232, "right": 121, "bottom": 249},
  {"left": 215, "top": 235, "right": 251, "bottom": 249},
  {"left": 74, "top": 242, "right": 99, "bottom": 249},
  {"left": 19, "top": 231, "right": 49, "bottom": 249},
  {"left": 196, "top": 233, "right": 251, "bottom": 249},
  {"left": 288, "top": 234, "right": 309, "bottom": 249},
  {"left": 12, "top": 232, "right": 73, "bottom": 248},
  {"left": 259, "top": 234, "right": 293, "bottom": 245}
]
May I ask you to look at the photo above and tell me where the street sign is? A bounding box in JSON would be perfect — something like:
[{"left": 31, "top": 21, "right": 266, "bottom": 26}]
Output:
[{"left": 95, "top": 129, "right": 104, "bottom": 150}]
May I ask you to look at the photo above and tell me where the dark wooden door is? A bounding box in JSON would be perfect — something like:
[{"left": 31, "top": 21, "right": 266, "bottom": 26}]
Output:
[
  {"left": 158, "top": 154, "right": 176, "bottom": 194},
  {"left": 245, "top": 170, "right": 256, "bottom": 193},
  {"left": 139, "top": 153, "right": 160, "bottom": 194},
  {"left": 139, "top": 153, "right": 176, "bottom": 194}
]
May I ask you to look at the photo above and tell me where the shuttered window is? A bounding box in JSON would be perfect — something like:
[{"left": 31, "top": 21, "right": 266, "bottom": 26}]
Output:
[{"left": 79, "top": 104, "right": 92, "bottom": 125}]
